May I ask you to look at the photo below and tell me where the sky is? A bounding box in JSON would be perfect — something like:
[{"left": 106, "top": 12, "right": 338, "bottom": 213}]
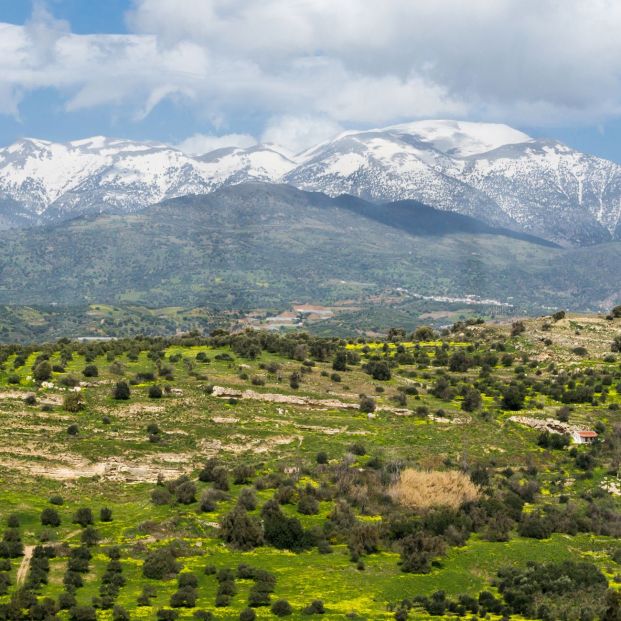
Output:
[{"left": 1, "top": 0, "right": 621, "bottom": 159}]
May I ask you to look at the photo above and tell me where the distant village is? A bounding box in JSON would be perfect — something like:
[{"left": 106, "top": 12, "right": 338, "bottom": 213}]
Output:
[{"left": 238, "top": 304, "right": 340, "bottom": 331}]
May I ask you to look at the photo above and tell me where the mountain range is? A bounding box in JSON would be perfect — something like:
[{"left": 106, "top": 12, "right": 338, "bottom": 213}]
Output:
[
  {"left": 0, "top": 183, "right": 619, "bottom": 315},
  {"left": 1, "top": 120, "right": 620, "bottom": 246}
]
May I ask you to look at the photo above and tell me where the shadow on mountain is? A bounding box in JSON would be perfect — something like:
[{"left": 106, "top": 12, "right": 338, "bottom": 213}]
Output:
[{"left": 335, "top": 194, "right": 559, "bottom": 248}]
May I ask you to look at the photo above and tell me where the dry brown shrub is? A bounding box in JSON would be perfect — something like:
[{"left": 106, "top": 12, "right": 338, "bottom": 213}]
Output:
[{"left": 390, "top": 468, "right": 481, "bottom": 511}]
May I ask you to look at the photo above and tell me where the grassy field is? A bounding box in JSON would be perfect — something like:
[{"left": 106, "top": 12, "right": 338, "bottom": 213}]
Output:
[{"left": 0, "top": 314, "right": 619, "bottom": 620}]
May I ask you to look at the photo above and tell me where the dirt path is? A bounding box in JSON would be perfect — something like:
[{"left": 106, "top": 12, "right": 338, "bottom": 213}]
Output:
[{"left": 16, "top": 545, "right": 34, "bottom": 586}]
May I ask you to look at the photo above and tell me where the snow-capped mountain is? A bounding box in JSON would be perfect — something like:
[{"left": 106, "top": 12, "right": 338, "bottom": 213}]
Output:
[
  {"left": 1, "top": 120, "right": 621, "bottom": 245},
  {"left": 286, "top": 120, "right": 621, "bottom": 245},
  {"left": 0, "top": 136, "right": 295, "bottom": 226}
]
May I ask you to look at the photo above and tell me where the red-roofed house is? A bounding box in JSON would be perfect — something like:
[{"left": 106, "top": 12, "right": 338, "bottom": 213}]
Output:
[{"left": 571, "top": 430, "right": 598, "bottom": 444}]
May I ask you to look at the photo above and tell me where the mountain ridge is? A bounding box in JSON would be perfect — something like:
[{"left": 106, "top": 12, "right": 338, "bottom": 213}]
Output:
[
  {"left": 1, "top": 120, "right": 620, "bottom": 245},
  {"left": 0, "top": 183, "right": 617, "bottom": 315}
]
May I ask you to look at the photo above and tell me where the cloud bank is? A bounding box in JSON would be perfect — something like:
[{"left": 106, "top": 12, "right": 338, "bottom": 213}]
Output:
[{"left": 1, "top": 0, "right": 621, "bottom": 151}]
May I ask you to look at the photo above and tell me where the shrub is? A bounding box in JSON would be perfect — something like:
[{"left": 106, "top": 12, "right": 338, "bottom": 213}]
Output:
[
  {"left": 175, "top": 480, "right": 196, "bottom": 505},
  {"left": 238, "top": 488, "right": 257, "bottom": 511},
  {"left": 63, "top": 392, "right": 84, "bottom": 412},
  {"left": 81, "top": 526, "right": 100, "bottom": 546},
  {"left": 112, "top": 606, "right": 130, "bottom": 621},
  {"left": 239, "top": 609, "right": 256, "bottom": 621},
  {"left": 302, "top": 600, "right": 325, "bottom": 615},
  {"left": 82, "top": 365, "right": 98, "bottom": 378},
  {"left": 41, "top": 508, "right": 61, "bottom": 527},
  {"left": 148, "top": 385, "right": 163, "bottom": 399},
  {"left": 33, "top": 362, "right": 52, "bottom": 382},
  {"left": 113, "top": 381, "right": 130, "bottom": 400},
  {"left": 399, "top": 532, "right": 446, "bottom": 573},
  {"left": 349, "top": 442, "right": 366, "bottom": 456},
  {"left": 70, "top": 606, "right": 97, "bottom": 621},
  {"left": 142, "top": 547, "right": 181, "bottom": 580},
  {"left": 233, "top": 464, "right": 255, "bottom": 485},
  {"left": 359, "top": 395, "right": 376, "bottom": 413},
  {"left": 151, "top": 487, "right": 173, "bottom": 506},
  {"left": 73, "top": 508, "right": 94, "bottom": 527},
  {"left": 261, "top": 500, "right": 311, "bottom": 552},
  {"left": 67, "top": 423, "right": 79, "bottom": 436},
  {"left": 316, "top": 451, "right": 328, "bottom": 465},
  {"left": 271, "top": 600, "right": 293, "bottom": 616},
  {"left": 390, "top": 469, "right": 481, "bottom": 511},
  {"left": 220, "top": 505, "right": 263, "bottom": 550},
  {"left": 298, "top": 494, "right": 319, "bottom": 515},
  {"left": 100, "top": 507, "right": 113, "bottom": 522}
]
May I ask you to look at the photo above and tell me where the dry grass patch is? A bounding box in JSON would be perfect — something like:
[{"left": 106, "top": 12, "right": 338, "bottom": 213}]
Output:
[{"left": 390, "top": 468, "right": 481, "bottom": 511}]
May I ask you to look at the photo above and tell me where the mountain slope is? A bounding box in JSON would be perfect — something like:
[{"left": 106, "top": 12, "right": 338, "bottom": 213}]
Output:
[
  {"left": 0, "top": 137, "right": 295, "bottom": 225},
  {"left": 288, "top": 121, "right": 621, "bottom": 245},
  {"left": 0, "top": 184, "right": 617, "bottom": 312},
  {"left": 1, "top": 121, "right": 621, "bottom": 245}
]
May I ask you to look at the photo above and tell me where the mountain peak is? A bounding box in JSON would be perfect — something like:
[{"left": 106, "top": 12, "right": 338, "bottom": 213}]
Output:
[
  {"left": 386, "top": 119, "right": 533, "bottom": 157},
  {"left": 0, "top": 121, "right": 619, "bottom": 246}
]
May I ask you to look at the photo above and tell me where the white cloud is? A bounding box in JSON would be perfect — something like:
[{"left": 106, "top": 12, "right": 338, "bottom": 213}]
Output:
[
  {"left": 2, "top": 0, "right": 621, "bottom": 138},
  {"left": 176, "top": 132, "right": 257, "bottom": 155},
  {"left": 261, "top": 116, "right": 343, "bottom": 154}
]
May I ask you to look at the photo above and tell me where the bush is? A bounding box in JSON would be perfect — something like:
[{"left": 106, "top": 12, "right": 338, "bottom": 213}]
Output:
[
  {"left": 316, "top": 451, "right": 328, "bottom": 465},
  {"left": 113, "top": 381, "right": 130, "bottom": 400},
  {"left": 298, "top": 494, "right": 319, "bottom": 515},
  {"left": 49, "top": 495, "right": 64, "bottom": 505},
  {"left": 112, "top": 606, "right": 130, "bottom": 621},
  {"left": 359, "top": 395, "right": 376, "bottom": 413},
  {"left": 151, "top": 487, "right": 173, "bottom": 506},
  {"left": 261, "top": 500, "right": 311, "bottom": 552},
  {"left": 175, "top": 480, "right": 196, "bottom": 505},
  {"left": 220, "top": 505, "right": 263, "bottom": 550},
  {"left": 302, "top": 600, "right": 325, "bottom": 615},
  {"left": 63, "top": 392, "right": 84, "bottom": 412},
  {"left": 143, "top": 547, "right": 181, "bottom": 580},
  {"left": 41, "top": 508, "right": 61, "bottom": 527},
  {"left": 399, "top": 532, "right": 446, "bottom": 573},
  {"left": 271, "top": 599, "right": 293, "bottom": 616},
  {"left": 233, "top": 464, "right": 255, "bottom": 485},
  {"left": 238, "top": 488, "right": 257, "bottom": 511},
  {"left": 100, "top": 507, "right": 113, "bottom": 522},
  {"left": 239, "top": 609, "right": 256, "bottom": 621},
  {"left": 33, "top": 362, "right": 52, "bottom": 382},
  {"left": 82, "top": 365, "right": 98, "bottom": 378},
  {"left": 349, "top": 442, "right": 366, "bottom": 456},
  {"left": 81, "top": 526, "right": 100, "bottom": 546},
  {"left": 390, "top": 469, "right": 480, "bottom": 511},
  {"left": 148, "top": 385, "right": 163, "bottom": 399},
  {"left": 70, "top": 606, "right": 97, "bottom": 621},
  {"left": 73, "top": 508, "right": 94, "bottom": 527}
]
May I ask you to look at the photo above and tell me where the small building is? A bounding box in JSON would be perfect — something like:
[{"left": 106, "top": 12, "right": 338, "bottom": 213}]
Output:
[{"left": 571, "top": 430, "right": 598, "bottom": 444}]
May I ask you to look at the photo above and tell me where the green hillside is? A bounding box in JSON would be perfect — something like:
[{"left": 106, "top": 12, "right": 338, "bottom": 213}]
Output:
[{"left": 0, "top": 184, "right": 618, "bottom": 314}]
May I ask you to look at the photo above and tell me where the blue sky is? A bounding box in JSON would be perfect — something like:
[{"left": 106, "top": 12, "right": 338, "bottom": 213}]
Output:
[{"left": 1, "top": 0, "right": 621, "bottom": 159}]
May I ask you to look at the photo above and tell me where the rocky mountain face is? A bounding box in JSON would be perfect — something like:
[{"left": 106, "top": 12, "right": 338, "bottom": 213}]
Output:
[
  {"left": 286, "top": 121, "right": 621, "bottom": 245},
  {"left": 0, "top": 136, "right": 295, "bottom": 226},
  {"left": 1, "top": 121, "right": 620, "bottom": 245}
]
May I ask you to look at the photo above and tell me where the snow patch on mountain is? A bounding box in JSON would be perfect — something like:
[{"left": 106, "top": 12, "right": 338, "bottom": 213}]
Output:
[{"left": 0, "top": 121, "right": 620, "bottom": 246}]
